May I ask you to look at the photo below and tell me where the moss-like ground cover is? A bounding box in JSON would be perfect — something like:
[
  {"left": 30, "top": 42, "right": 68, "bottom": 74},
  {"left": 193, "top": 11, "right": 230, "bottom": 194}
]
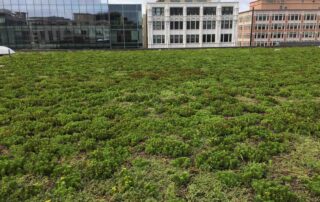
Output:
[{"left": 0, "top": 47, "right": 320, "bottom": 201}]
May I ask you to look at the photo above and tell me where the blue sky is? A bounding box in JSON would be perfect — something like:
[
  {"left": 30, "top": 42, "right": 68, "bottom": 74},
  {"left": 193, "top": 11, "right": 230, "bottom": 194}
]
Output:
[{"left": 108, "top": 0, "right": 251, "bottom": 12}]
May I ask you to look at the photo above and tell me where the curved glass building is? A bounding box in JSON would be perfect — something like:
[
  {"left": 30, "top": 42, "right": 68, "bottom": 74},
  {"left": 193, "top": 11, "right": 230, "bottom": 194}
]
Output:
[{"left": 0, "top": 0, "right": 142, "bottom": 49}]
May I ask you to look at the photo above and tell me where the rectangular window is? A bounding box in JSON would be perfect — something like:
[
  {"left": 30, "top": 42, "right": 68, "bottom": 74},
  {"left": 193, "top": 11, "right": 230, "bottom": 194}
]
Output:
[
  {"left": 303, "top": 32, "right": 315, "bottom": 38},
  {"left": 304, "top": 24, "right": 316, "bottom": 30},
  {"left": 153, "top": 21, "right": 165, "bottom": 30},
  {"left": 187, "top": 21, "right": 199, "bottom": 30},
  {"left": 187, "top": 7, "right": 200, "bottom": 15},
  {"left": 40, "top": 31, "right": 45, "bottom": 41},
  {"left": 255, "top": 33, "right": 268, "bottom": 39},
  {"left": 170, "top": 35, "right": 183, "bottom": 43},
  {"left": 255, "top": 24, "right": 268, "bottom": 30},
  {"left": 271, "top": 24, "right": 285, "bottom": 30},
  {"left": 153, "top": 35, "right": 165, "bottom": 44},
  {"left": 304, "top": 14, "right": 316, "bottom": 21},
  {"left": 272, "top": 14, "right": 285, "bottom": 21},
  {"left": 203, "top": 34, "right": 215, "bottom": 43},
  {"left": 271, "top": 32, "right": 284, "bottom": 39},
  {"left": 56, "top": 31, "right": 61, "bottom": 41},
  {"left": 170, "top": 7, "right": 183, "bottom": 16},
  {"left": 203, "top": 21, "right": 216, "bottom": 29},
  {"left": 288, "top": 32, "right": 299, "bottom": 38},
  {"left": 222, "top": 7, "right": 233, "bottom": 15},
  {"left": 221, "top": 20, "right": 233, "bottom": 29},
  {"left": 152, "top": 7, "right": 164, "bottom": 16},
  {"left": 186, "top": 34, "right": 199, "bottom": 43},
  {"left": 289, "top": 14, "right": 300, "bottom": 21},
  {"left": 48, "top": 31, "right": 54, "bottom": 42},
  {"left": 287, "top": 24, "right": 300, "bottom": 30},
  {"left": 256, "top": 14, "right": 269, "bottom": 21},
  {"left": 203, "top": 7, "right": 216, "bottom": 15},
  {"left": 170, "top": 21, "right": 183, "bottom": 30},
  {"left": 220, "top": 34, "right": 232, "bottom": 42}
]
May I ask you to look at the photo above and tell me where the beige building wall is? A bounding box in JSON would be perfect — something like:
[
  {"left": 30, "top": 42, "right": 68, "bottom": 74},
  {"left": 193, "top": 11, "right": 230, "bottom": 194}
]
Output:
[
  {"left": 238, "top": 11, "right": 252, "bottom": 46},
  {"left": 250, "top": 0, "right": 320, "bottom": 10}
]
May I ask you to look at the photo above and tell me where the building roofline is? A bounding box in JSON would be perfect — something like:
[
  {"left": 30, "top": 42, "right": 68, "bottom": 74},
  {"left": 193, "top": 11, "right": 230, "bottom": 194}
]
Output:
[
  {"left": 147, "top": 1, "right": 238, "bottom": 4},
  {"left": 240, "top": 9, "right": 320, "bottom": 14}
]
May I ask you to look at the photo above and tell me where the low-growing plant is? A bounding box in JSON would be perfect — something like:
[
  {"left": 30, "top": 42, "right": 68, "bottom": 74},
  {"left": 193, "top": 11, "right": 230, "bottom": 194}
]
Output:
[
  {"left": 171, "top": 157, "right": 192, "bottom": 168},
  {"left": 145, "top": 137, "right": 191, "bottom": 158},
  {"left": 215, "top": 170, "right": 240, "bottom": 187},
  {"left": 241, "top": 163, "right": 267, "bottom": 185},
  {"left": 171, "top": 171, "right": 191, "bottom": 186},
  {"left": 252, "top": 179, "right": 300, "bottom": 202},
  {"left": 308, "top": 175, "right": 320, "bottom": 196},
  {"left": 196, "top": 150, "right": 240, "bottom": 170}
]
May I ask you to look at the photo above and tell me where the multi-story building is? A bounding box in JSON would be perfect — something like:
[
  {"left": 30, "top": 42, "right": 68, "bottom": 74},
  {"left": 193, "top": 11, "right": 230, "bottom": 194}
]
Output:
[
  {"left": 0, "top": 0, "right": 143, "bottom": 49},
  {"left": 147, "top": 0, "right": 239, "bottom": 49},
  {"left": 238, "top": 0, "right": 320, "bottom": 47}
]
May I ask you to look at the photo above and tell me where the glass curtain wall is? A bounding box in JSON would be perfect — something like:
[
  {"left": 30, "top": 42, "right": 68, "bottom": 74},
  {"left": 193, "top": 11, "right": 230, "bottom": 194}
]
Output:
[
  {"left": 0, "top": 0, "right": 142, "bottom": 49},
  {"left": 109, "top": 4, "right": 142, "bottom": 49}
]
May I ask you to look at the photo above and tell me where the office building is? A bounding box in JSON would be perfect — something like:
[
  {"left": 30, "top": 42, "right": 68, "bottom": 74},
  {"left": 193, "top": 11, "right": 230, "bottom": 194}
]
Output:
[
  {"left": 147, "top": 0, "right": 239, "bottom": 49},
  {"left": 238, "top": 0, "right": 320, "bottom": 47},
  {"left": 0, "top": 1, "right": 143, "bottom": 49}
]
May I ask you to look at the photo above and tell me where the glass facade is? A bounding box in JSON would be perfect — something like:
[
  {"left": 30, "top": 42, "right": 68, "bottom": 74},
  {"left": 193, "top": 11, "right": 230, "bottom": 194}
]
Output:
[
  {"left": 109, "top": 4, "right": 142, "bottom": 49},
  {"left": 0, "top": 0, "right": 142, "bottom": 49}
]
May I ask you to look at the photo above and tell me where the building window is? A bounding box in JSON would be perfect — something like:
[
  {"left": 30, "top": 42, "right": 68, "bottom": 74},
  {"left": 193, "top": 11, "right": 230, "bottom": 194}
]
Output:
[
  {"left": 255, "top": 33, "right": 268, "bottom": 39},
  {"left": 153, "top": 21, "right": 165, "bottom": 30},
  {"left": 170, "top": 35, "right": 183, "bottom": 43},
  {"left": 48, "top": 31, "right": 54, "bottom": 42},
  {"left": 287, "top": 23, "right": 300, "bottom": 30},
  {"left": 187, "top": 7, "right": 200, "bottom": 15},
  {"left": 303, "top": 32, "right": 315, "bottom": 38},
  {"left": 220, "top": 34, "right": 232, "bottom": 42},
  {"left": 271, "top": 24, "right": 285, "bottom": 30},
  {"left": 203, "top": 7, "right": 216, "bottom": 15},
  {"left": 255, "top": 42, "right": 268, "bottom": 47},
  {"left": 221, "top": 20, "right": 233, "bottom": 29},
  {"left": 288, "top": 32, "right": 299, "bottom": 38},
  {"left": 40, "top": 31, "right": 45, "bottom": 41},
  {"left": 256, "top": 14, "right": 269, "bottom": 21},
  {"left": 170, "top": 7, "right": 183, "bottom": 16},
  {"left": 304, "top": 14, "right": 316, "bottom": 21},
  {"left": 222, "top": 7, "right": 233, "bottom": 15},
  {"left": 272, "top": 14, "right": 285, "bottom": 21},
  {"left": 203, "top": 21, "right": 216, "bottom": 29},
  {"left": 186, "top": 34, "right": 199, "bottom": 43},
  {"left": 304, "top": 24, "right": 316, "bottom": 30},
  {"left": 152, "top": 7, "right": 164, "bottom": 16},
  {"left": 153, "top": 35, "right": 165, "bottom": 44},
  {"left": 203, "top": 34, "right": 215, "bottom": 43},
  {"left": 255, "top": 24, "right": 269, "bottom": 30},
  {"left": 170, "top": 21, "right": 183, "bottom": 30},
  {"left": 289, "top": 14, "right": 300, "bottom": 21},
  {"left": 187, "top": 21, "right": 199, "bottom": 29},
  {"left": 153, "top": 21, "right": 164, "bottom": 30},
  {"left": 271, "top": 32, "right": 284, "bottom": 39}
]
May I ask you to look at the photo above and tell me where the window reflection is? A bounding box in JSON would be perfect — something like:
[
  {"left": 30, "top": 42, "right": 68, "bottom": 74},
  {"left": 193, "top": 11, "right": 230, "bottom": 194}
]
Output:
[{"left": 0, "top": 1, "right": 142, "bottom": 49}]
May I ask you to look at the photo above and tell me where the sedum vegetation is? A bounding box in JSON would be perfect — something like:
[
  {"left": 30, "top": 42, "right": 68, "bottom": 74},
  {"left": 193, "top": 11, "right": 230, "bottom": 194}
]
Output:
[{"left": 0, "top": 47, "right": 320, "bottom": 201}]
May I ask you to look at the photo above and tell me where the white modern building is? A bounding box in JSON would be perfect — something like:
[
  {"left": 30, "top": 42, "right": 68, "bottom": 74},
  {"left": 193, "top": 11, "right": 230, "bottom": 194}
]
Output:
[{"left": 146, "top": 0, "right": 239, "bottom": 49}]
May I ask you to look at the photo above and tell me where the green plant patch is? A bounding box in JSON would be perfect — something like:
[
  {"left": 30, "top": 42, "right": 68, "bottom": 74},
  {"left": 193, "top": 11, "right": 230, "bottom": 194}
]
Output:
[
  {"left": 0, "top": 47, "right": 320, "bottom": 201},
  {"left": 252, "top": 179, "right": 300, "bottom": 202}
]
